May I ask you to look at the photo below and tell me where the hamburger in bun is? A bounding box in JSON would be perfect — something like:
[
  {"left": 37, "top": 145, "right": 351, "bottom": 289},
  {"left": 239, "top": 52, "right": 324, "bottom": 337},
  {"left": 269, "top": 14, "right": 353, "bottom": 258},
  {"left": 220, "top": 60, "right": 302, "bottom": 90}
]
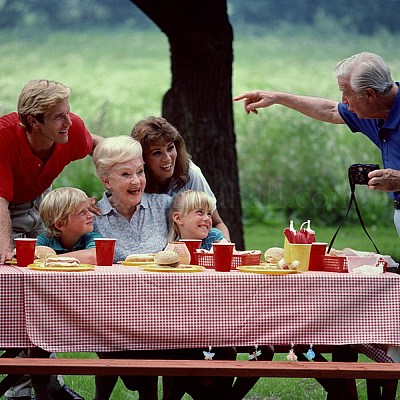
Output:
[
  {"left": 125, "top": 253, "right": 155, "bottom": 263},
  {"left": 35, "top": 246, "right": 57, "bottom": 261},
  {"left": 264, "top": 247, "right": 284, "bottom": 263},
  {"left": 44, "top": 256, "right": 80, "bottom": 268},
  {"left": 154, "top": 251, "right": 180, "bottom": 268}
]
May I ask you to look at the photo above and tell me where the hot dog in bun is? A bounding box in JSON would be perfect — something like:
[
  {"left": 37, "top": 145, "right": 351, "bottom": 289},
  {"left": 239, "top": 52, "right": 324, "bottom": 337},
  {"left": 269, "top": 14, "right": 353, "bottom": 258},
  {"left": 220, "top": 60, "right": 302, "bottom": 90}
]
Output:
[
  {"left": 44, "top": 256, "right": 80, "bottom": 268},
  {"left": 125, "top": 253, "right": 155, "bottom": 263}
]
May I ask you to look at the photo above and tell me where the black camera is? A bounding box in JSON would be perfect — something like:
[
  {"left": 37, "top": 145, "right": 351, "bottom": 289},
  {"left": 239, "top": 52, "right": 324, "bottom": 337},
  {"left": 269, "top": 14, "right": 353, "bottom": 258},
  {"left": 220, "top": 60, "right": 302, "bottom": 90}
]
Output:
[{"left": 348, "top": 163, "right": 380, "bottom": 185}]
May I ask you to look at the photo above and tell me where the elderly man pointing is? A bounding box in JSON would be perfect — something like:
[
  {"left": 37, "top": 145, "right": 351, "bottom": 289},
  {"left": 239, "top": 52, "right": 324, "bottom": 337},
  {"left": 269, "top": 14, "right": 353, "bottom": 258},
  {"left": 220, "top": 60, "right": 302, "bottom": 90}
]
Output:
[{"left": 234, "top": 52, "right": 400, "bottom": 235}]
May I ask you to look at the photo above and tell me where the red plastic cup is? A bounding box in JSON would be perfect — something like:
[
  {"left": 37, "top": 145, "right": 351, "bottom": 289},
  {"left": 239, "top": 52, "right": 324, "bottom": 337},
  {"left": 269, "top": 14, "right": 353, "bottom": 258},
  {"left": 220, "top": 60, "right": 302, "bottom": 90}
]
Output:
[
  {"left": 179, "top": 239, "right": 202, "bottom": 265},
  {"left": 14, "top": 238, "right": 37, "bottom": 267},
  {"left": 94, "top": 238, "right": 116, "bottom": 266},
  {"left": 212, "top": 243, "right": 235, "bottom": 272},
  {"left": 308, "top": 242, "right": 327, "bottom": 271}
]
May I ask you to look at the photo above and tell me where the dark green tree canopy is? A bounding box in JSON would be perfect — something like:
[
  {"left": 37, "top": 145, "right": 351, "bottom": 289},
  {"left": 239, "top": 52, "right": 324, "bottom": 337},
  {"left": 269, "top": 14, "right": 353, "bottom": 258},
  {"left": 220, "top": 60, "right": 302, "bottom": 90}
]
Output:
[{"left": 1, "top": 0, "right": 399, "bottom": 35}]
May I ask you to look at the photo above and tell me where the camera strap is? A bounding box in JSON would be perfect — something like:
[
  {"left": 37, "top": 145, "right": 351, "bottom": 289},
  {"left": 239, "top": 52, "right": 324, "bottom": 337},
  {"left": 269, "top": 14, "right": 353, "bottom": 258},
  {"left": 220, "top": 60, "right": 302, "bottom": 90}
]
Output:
[{"left": 327, "top": 182, "right": 380, "bottom": 254}]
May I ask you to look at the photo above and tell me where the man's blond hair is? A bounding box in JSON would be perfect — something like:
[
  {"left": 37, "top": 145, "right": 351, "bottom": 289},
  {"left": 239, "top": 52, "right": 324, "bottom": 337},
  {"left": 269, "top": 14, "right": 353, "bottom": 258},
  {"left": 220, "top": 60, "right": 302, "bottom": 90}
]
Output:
[{"left": 17, "top": 79, "right": 70, "bottom": 131}]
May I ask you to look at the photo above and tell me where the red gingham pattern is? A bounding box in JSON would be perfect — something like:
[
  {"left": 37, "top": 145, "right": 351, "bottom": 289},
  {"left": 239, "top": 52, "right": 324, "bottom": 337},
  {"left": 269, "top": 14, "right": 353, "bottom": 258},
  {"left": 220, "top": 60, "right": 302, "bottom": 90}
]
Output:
[
  {"left": 12, "top": 267, "right": 399, "bottom": 360},
  {"left": 351, "top": 344, "right": 394, "bottom": 363},
  {"left": 0, "top": 266, "right": 31, "bottom": 347}
]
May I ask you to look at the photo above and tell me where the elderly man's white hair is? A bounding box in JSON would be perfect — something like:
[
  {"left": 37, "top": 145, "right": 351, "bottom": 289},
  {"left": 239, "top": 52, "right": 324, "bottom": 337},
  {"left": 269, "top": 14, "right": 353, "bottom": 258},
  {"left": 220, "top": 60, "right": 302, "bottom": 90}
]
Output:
[{"left": 333, "top": 52, "right": 393, "bottom": 95}]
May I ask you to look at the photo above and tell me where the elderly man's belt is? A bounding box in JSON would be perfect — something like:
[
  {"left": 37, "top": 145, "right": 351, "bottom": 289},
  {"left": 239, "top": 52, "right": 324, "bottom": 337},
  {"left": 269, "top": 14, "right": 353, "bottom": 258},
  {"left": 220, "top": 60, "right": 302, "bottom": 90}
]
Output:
[{"left": 394, "top": 201, "right": 400, "bottom": 210}]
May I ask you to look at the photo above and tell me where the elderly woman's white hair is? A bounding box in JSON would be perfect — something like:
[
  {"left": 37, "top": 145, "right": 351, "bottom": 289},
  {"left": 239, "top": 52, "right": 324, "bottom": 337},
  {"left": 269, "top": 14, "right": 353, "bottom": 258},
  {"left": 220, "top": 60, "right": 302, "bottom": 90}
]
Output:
[
  {"left": 333, "top": 52, "right": 394, "bottom": 95},
  {"left": 93, "top": 136, "right": 143, "bottom": 180}
]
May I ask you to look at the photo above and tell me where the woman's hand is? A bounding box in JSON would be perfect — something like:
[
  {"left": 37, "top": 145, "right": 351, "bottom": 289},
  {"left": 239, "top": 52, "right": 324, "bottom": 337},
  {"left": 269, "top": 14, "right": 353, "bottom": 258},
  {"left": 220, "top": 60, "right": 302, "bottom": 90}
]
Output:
[{"left": 88, "top": 197, "right": 102, "bottom": 216}]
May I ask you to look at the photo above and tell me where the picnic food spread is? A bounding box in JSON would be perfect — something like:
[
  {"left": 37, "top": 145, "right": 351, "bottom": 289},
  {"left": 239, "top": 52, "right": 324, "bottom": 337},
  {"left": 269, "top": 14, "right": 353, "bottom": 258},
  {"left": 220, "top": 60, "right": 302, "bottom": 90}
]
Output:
[
  {"left": 154, "top": 251, "right": 180, "bottom": 268},
  {"left": 125, "top": 253, "right": 155, "bottom": 263},
  {"left": 34, "top": 245, "right": 57, "bottom": 261},
  {"left": 44, "top": 256, "right": 81, "bottom": 268},
  {"left": 264, "top": 247, "right": 284, "bottom": 263}
]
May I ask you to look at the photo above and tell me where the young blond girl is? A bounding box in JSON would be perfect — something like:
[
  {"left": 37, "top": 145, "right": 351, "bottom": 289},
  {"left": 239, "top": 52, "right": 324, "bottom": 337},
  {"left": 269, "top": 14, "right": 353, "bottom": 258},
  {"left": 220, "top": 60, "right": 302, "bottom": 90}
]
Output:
[
  {"left": 37, "top": 187, "right": 101, "bottom": 264},
  {"left": 168, "top": 189, "right": 225, "bottom": 250},
  {"left": 167, "top": 190, "right": 273, "bottom": 398}
]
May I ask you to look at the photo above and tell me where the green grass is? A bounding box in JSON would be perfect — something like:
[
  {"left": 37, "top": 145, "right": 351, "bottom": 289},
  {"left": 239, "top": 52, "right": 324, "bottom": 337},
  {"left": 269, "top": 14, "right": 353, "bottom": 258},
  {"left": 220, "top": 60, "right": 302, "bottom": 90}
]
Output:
[{"left": 1, "top": 27, "right": 399, "bottom": 228}]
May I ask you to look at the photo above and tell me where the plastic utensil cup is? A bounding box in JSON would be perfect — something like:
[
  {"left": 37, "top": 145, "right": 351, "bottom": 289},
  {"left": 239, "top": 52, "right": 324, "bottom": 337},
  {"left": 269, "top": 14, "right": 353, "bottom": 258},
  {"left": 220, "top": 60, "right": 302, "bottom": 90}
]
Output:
[
  {"left": 213, "top": 243, "right": 235, "bottom": 272},
  {"left": 179, "top": 239, "right": 202, "bottom": 265},
  {"left": 290, "top": 244, "right": 312, "bottom": 272},
  {"left": 94, "top": 238, "right": 116, "bottom": 266},
  {"left": 14, "top": 238, "right": 37, "bottom": 267},
  {"left": 308, "top": 242, "right": 327, "bottom": 271}
]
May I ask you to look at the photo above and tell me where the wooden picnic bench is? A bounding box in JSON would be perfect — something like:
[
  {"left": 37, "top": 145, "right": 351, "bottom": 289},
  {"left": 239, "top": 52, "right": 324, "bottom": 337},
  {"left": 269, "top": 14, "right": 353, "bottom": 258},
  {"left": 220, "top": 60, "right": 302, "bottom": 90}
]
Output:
[
  {"left": 1, "top": 357, "right": 399, "bottom": 379},
  {"left": 1, "top": 351, "right": 399, "bottom": 400}
]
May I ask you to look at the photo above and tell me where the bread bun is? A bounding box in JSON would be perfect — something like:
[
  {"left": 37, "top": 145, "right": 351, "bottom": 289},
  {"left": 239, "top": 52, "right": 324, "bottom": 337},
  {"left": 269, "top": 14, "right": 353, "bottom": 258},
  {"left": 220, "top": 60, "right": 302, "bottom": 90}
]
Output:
[
  {"left": 35, "top": 246, "right": 57, "bottom": 261},
  {"left": 125, "top": 253, "right": 155, "bottom": 262},
  {"left": 264, "top": 247, "right": 284, "bottom": 263},
  {"left": 44, "top": 256, "right": 80, "bottom": 268},
  {"left": 154, "top": 251, "right": 180, "bottom": 268},
  {"left": 328, "top": 248, "right": 342, "bottom": 256}
]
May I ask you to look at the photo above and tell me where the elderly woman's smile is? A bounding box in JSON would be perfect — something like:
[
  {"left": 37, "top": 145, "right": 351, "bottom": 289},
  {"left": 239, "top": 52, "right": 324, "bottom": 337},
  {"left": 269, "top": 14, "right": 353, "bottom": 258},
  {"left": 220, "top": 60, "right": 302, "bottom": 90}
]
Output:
[{"left": 104, "top": 159, "right": 146, "bottom": 214}]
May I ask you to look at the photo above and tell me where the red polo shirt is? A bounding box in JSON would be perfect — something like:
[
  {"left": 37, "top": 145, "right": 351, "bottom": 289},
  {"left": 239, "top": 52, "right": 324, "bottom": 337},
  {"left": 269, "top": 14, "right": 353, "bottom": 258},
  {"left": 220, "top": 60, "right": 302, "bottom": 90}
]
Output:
[{"left": 0, "top": 112, "right": 93, "bottom": 203}]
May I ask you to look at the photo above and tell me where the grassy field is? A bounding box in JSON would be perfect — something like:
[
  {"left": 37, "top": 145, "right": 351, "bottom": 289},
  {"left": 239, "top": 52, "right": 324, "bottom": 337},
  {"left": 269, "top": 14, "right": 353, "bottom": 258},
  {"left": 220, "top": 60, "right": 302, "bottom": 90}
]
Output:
[
  {"left": 1, "top": 26, "right": 400, "bottom": 399},
  {"left": 1, "top": 25, "right": 399, "bottom": 228}
]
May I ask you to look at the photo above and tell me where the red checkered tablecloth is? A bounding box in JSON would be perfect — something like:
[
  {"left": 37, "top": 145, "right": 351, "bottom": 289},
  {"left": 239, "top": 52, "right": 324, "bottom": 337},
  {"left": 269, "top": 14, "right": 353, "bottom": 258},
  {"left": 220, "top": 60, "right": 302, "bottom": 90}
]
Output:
[
  {"left": 12, "top": 267, "right": 400, "bottom": 355},
  {"left": 0, "top": 266, "right": 32, "bottom": 348}
]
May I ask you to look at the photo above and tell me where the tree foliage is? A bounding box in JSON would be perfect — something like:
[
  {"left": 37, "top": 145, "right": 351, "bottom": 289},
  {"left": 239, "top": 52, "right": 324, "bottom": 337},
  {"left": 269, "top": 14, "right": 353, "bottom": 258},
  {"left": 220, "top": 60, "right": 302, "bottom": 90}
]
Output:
[{"left": 1, "top": 0, "right": 399, "bottom": 35}]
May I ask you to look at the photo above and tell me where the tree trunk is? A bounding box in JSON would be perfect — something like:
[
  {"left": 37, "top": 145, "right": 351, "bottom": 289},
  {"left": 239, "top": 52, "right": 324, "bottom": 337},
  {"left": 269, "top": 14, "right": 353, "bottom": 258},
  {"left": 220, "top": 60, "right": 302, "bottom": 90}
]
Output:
[{"left": 130, "top": 0, "right": 244, "bottom": 248}]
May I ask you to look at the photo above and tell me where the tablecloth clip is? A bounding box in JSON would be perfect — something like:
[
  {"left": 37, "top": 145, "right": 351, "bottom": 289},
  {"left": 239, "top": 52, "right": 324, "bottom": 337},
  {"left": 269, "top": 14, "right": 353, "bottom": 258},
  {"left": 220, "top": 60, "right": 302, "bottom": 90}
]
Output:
[
  {"left": 248, "top": 344, "right": 262, "bottom": 361},
  {"left": 306, "top": 343, "right": 316, "bottom": 361},
  {"left": 203, "top": 346, "right": 215, "bottom": 360},
  {"left": 287, "top": 342, "right": 298, "bottom": 361}
]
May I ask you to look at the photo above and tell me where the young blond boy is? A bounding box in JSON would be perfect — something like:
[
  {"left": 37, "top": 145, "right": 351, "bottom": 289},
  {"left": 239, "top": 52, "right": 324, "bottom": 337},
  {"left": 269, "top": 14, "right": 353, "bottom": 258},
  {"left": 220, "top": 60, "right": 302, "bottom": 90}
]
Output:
[{"left": 37, "top": 187, "right": 101, "bottom": 264}]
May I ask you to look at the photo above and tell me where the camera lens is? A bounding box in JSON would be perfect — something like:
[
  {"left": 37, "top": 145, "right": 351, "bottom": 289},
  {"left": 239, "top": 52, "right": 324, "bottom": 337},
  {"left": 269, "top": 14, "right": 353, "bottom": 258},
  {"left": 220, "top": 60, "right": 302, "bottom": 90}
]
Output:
[{"left": 356, "top": 174, "right": 363, "bottom": 183}]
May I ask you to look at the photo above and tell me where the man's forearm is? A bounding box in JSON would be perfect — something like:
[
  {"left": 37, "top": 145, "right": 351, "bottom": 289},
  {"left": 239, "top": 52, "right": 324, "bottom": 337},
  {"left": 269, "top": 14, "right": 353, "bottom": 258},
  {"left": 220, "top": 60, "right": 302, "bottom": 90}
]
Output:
[
  {"left": 90, "top": 134, "right": 104, "bottom": 155},
  {"left": 277, "top": 93, "right": 344, "bottom": 124}
]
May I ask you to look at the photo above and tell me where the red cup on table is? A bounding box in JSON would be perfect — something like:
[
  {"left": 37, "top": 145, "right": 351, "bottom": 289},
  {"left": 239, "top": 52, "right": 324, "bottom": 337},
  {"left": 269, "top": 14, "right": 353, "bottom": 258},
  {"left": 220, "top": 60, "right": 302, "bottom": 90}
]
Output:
[
  {"left": 14, "top": 238, "right": 37, "bottom": 267},
  {"left": 308, "top": 242, "right": 327, "bottom": 271},
  {"left": 179, "top": 239, "right": 202, "bottom": 265},
  {"left": 212, "top": 243, "right": 235, "bottom": 272},
  {"left": 94, "top": 238, "right": 116, "bottom": 266}
]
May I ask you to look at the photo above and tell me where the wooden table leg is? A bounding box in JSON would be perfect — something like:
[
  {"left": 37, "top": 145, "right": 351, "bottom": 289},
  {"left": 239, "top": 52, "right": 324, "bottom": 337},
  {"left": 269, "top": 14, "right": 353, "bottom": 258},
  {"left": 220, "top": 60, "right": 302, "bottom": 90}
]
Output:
[
  {"left": 27, "top": 347, "right": 52, "bottom": 400},
  {"left": 295, "top": 345, "right": 358, "bottom": 400},
  {"left": 367, "top": 379, "right": 398, "bottom": 400}
]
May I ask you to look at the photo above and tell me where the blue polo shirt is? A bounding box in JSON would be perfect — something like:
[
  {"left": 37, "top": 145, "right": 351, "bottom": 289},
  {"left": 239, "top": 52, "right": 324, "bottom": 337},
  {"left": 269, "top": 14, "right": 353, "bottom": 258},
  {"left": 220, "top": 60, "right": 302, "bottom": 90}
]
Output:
[
  {"left": 338, "top": 82, "right": 400, "bottom": 201},
  {"left": 201, "top": 228, "right": 225, "bottom": 250},
  {"left": 36, "top": 231, "right": 102, "bottom": 254}
]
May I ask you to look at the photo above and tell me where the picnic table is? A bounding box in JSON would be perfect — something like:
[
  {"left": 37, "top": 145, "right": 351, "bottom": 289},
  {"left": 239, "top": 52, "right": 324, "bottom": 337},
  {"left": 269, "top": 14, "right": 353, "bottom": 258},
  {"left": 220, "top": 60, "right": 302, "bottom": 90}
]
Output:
[{"left": 1, "top": 265, "right": 399, "bottom": 356}]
